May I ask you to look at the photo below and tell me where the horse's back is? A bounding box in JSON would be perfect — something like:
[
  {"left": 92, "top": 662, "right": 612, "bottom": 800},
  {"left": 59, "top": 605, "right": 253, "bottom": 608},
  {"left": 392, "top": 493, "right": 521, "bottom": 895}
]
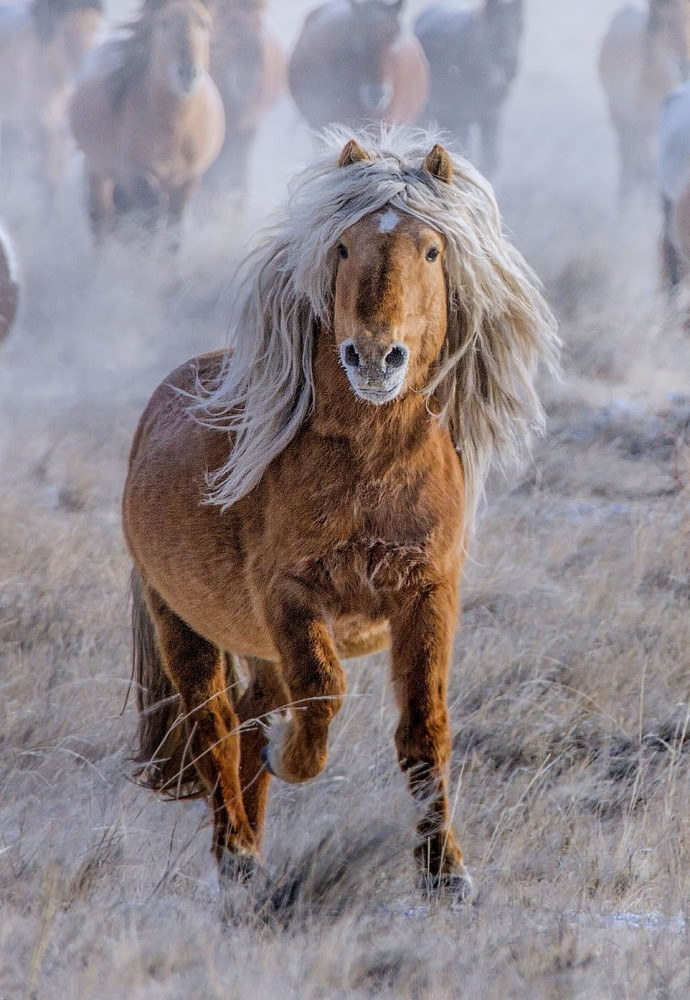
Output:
[{"left": 128, "top": 351, "right": 226, "bottom": 466}]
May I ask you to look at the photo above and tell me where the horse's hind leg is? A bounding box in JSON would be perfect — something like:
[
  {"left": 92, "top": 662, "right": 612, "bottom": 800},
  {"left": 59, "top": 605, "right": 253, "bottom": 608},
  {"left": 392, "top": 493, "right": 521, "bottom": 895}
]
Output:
[
  {"left": 144, "top": 586, "right": 257, "bottom": 874},
  {"left": 235, "top": 657, "right": 289, "bottom": 845}
]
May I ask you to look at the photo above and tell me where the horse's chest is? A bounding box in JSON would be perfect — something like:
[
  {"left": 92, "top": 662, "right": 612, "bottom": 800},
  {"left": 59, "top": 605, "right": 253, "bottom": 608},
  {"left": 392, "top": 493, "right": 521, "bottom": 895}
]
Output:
[
  {"left": 303, "top": 536, "right": 430, "bottom": 604},
  {"left": 271, "top": 480, "right": 437, "bottom": 610}
]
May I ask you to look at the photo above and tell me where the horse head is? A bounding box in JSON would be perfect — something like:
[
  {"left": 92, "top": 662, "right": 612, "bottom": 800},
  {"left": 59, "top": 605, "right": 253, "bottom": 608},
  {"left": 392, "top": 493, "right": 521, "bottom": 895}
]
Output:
[
  {"left": 334, "top": 139, "right": 451, "bottom": 404},
  {"left": 149, "top": 0, "right": 214, "bottom": 98},
  {"left": 197, "top": 131, "right": 558, "bottom": 521},
  {"left": 347, "top": 1, "right": 406, "bottom": 116}
]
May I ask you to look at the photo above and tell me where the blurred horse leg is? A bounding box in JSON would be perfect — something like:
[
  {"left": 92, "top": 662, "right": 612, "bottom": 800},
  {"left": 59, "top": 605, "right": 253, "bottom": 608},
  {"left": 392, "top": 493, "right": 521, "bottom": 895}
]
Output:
[{"left": 86, "top": 170, "right": 114, "bottom": 242}]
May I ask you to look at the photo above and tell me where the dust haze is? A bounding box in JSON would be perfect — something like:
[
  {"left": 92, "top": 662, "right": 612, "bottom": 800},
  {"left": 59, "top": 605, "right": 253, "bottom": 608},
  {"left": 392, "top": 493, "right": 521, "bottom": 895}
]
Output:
[{"left": 1, "top": 2, "right": 688, "bottom": 998}]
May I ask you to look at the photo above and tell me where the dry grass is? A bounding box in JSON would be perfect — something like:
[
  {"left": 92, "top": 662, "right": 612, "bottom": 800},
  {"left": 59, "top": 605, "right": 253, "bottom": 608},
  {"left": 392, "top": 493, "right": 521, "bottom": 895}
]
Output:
[{"left": 1, "top": 1, "right": 689, "bottom": 997}]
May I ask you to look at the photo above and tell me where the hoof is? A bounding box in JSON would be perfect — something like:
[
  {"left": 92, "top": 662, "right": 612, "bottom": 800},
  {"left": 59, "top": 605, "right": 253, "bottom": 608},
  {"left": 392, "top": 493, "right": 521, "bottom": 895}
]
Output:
[
  {"left": 218, "top": 848, "right": 261, "bottom": 885},
  {"left": 421, "top": 868, "right": 474, "bottom": 902}
]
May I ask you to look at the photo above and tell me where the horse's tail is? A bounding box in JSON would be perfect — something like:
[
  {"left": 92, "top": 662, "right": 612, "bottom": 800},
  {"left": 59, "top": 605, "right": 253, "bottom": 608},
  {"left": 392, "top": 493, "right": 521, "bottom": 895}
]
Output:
[{"left": 130, "top": 568, "right": 241, "bottom": 798}]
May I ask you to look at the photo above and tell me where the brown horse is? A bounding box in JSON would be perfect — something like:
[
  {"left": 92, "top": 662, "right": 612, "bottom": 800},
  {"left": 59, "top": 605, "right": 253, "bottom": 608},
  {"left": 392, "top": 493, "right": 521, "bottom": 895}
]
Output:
[
  {"left": 69, "top": 0, "right": 225, "bottom": 246},
  {"left": 123, "top": 130, "right": 559, "bottom": 894},
  {"left": 288, "top": 1, "right": 428, "bottom": 131},
  {"left": 599, "top": 0, "right": 690, "bottom": 202},
  {"left": 0, "top": 224, "right": 19, "bottom": 342},
  {"left": 0, "top": 0, "right": 102, "bottom": 199},
  {"left": 205, "top": 0, "right": 286, "bottom": 193}
]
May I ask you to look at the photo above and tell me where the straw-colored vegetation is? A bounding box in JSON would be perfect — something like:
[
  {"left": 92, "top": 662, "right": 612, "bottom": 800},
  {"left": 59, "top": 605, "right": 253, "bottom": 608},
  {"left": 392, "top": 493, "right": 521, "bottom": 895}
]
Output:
[{"left": 0, "top": 1, "right": 687, "bottom": 997}]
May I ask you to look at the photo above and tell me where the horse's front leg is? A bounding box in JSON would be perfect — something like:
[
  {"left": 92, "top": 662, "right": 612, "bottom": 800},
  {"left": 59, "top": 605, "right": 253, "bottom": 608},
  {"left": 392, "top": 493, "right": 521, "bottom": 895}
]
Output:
[
  {"left": 391, "top": 581, "right": 472, "bottom": 898},
  {"left": 262, "top": 579, "right": 346, "bottom": 783}
]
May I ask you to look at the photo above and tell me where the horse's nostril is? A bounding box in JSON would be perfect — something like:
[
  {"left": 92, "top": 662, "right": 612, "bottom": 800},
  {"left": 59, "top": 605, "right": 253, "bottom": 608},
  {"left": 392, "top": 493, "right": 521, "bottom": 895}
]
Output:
[
  {"left": 385, "top": 345, "right": 408, "bottom": 370},
  {"left": 344, "top": 343, "right": 360, "bottom": 369}
]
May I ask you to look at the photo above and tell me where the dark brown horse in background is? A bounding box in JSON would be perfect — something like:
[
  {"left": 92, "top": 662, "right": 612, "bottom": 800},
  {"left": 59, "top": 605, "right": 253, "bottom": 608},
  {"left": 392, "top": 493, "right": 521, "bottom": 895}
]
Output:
[
  {"left": 414, "top": 0, "right": 524, "bottom": 178},
  {"left": 122, "top": 130, "right": 559, "bottom": 894},
  {"left": 0, "top": 0, "right": 102, "bottom": 200},
  {"left": 69, "top": 0, "right": 225, "bottom": 247},
  {"left": 205, "top": 0, "right": 285, "bottom": 193},
  {"left": 599, "top": 0, "right": 690, "bottom": 203},
  {"left": 288, "top": 0, "right": 428, "bottom": 131},
  {"left": 0, "top": 224, "right": 19, "bottom": 342}
]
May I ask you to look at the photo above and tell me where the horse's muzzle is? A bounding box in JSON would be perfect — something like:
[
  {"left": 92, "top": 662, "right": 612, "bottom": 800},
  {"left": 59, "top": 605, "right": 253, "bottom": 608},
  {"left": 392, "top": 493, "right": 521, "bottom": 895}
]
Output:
[
  {"left": 340, "top": 338, "right": 409, "bottom": 404},
  {"left": 169, "top": 62, "right": 202, "bottom": 97}
]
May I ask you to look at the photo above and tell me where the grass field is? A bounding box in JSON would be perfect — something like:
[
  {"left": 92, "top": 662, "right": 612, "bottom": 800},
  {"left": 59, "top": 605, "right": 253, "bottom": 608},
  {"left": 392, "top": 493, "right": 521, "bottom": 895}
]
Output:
[{"left": 0, "top": 1, "right": 688, "bottom": 997}]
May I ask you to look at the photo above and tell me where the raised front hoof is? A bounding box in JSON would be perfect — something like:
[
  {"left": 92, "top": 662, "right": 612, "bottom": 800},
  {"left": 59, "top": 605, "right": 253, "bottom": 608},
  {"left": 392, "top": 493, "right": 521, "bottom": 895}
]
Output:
[
  {"left": 421, "top": 868, "right": 474, "bottom": 903},
  {"left": 260, "top": 719, "right": 327, "bottom": 784}
]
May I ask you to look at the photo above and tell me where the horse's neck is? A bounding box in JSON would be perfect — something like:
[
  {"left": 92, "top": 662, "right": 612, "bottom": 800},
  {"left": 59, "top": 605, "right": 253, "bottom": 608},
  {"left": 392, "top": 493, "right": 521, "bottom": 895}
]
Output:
[{"left": 308, "top": 327, "right": 432, "bottom": 458}]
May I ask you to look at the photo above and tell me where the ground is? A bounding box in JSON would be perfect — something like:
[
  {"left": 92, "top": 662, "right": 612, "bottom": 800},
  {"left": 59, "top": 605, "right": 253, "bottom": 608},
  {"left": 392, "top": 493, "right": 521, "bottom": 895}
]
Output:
[{"left": 0, "top": 1, "right": 688, "bottom": 998}]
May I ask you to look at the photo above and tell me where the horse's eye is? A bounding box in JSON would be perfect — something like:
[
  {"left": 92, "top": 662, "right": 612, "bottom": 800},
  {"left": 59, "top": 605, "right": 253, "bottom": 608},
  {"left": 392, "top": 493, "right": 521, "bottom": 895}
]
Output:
[
  {"left": 425, "top": 247, "right": 440, "bottom": 262},
  {"left": 337, "top": 243, "right": 349, "bottom": 259}
]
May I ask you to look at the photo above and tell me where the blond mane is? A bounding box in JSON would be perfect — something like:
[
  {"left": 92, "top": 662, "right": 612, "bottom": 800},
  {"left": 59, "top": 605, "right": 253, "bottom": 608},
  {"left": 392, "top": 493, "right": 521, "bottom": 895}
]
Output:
[{"left": 193, "top": 127, "right": 559, "bottom": 531}]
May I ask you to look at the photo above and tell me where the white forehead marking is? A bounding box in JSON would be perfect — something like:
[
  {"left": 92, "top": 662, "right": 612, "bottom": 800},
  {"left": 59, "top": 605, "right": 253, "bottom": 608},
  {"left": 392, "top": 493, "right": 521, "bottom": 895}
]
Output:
[{"left": 377, "top": 209, "right": 400, "bottom": 233}]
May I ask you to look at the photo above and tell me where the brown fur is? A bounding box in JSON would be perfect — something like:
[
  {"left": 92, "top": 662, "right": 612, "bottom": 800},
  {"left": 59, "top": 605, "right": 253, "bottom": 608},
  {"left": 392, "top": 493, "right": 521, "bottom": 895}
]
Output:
[
  {"left": 123, "top": 140, "right": 552, "bottom": 895},
  {"left": 68, "top": 0, "right": 225, "bottom": 246},
  {"left": 598, "top": 0, "right": 690, "bottom": 202},
  {"left": 0, "top": 0, "right": 102, "bottom": 199}
]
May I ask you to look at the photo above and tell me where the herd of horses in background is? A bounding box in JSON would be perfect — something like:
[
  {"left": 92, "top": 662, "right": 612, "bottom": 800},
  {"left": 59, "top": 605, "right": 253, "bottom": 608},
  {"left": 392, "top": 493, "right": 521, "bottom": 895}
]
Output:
[
  {"left": 2, "top": 0, "right": 690, "bottom": 329},
  {"left": 0, "top": 1, "right": 524, "bottom": 294}
]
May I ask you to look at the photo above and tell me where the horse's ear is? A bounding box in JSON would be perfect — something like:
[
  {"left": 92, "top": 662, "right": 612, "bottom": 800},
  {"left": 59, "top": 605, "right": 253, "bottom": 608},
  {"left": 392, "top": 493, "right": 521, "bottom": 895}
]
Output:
[
  {"left": 338, "top": 140, "right": 371, "bottom": 168},
  {"left": 422, "top": 144, "right": 453, "bottom": 184}
]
